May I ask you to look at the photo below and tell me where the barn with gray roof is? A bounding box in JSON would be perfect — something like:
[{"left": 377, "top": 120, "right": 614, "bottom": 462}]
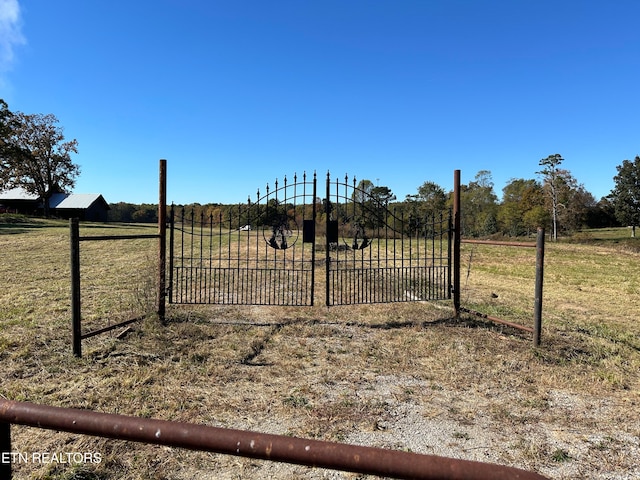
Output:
[
  {"left": 0, "top": 188, "right": 110, "bottom": 221},
  {"left": 48, "top": 193, "right": 110, "bottom": 221}
]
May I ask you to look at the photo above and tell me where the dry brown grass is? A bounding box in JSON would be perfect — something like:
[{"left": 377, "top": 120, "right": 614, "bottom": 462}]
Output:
[{"left": 0, "top": 219, "right": 638, "bottom": 479}]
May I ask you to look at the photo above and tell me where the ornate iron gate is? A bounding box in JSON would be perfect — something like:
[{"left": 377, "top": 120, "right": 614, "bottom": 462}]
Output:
[
  {"left": 168, "top": 172, "right": 451, "bottom": 306},
  {"left": 324, "top": 174, "right": 451, "bottom": 305},
  {"left": 169, "top": 173, "right": 317, "bottom": 306}
]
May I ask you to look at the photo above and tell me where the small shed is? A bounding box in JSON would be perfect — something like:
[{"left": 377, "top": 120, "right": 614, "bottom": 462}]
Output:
[{"left": 49, "top": 193, "right": 111, "bottom": 221}]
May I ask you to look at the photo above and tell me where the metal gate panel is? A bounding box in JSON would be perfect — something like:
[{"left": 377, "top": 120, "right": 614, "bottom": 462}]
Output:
[
  {"left": 324, "top": 173, "right": 451, "bottom": 306},
  {"left": 168, "top": 171, "right": 451, "bottom": 306},
  {"left": 328, "top": 266, "right": 450, "bottom": 305},
  {"left": 169, "top": 173, "right": 317, "bottom": 306}
]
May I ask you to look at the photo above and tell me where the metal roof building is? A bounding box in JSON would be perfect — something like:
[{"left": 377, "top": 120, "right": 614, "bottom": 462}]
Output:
[
  {"left": 48, "top": 193, "right": 110, "bottom": 221},
  {"left": 0, "top": 189, "right": 110, "bottom": 221},
  {"left": 0, "top": 187, "right": 39, "bottom": 201},
  {"left": 0, "top": 187, "right": 41, "bottom": 215}
]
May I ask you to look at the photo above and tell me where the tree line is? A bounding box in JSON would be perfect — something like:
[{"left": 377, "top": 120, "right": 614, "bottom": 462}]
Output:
[
  {"left": 120, "top": 153, "right": 638, "bottom": 240},
  {"left": 109, "top": 153, "right": 640, "bottom": 240},
  {"left": 405, "top": 155, "right": 627, "bottom": 239}
]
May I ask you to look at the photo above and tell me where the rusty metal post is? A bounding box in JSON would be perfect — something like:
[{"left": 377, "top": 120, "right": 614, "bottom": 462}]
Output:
[
  {"left": 310, "top": 172, "right": 317, "bottom": 306},
  {"left": 0, "top": 399, "right": 549, "bottom": 480},
  {"left": 453, "top": 170, "right": 461, "bottom": 318},
  {"left": 0, "top": 421, "right": 10, "bottom": 479},
  {"left": 533, "top": 227, "right": 545, "bottom": 346},
  {"left": 70, "top": 218, "right": 82, "bottom": 357},
  {"left": 158, "top": 159, "right": 167, "bottom": 323},
  {"left": 325, "top": 171, "right": 331, "bottom": 306},
  {"left": 168, "top": 204, "right": 175, "bottom": 304}
]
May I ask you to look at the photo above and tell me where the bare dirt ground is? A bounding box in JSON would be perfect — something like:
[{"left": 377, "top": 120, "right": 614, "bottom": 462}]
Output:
[
  {"left": 7, "top": 304, "right": 638, "bottom": 480},
  {"left": 159, "top": 311, "right": 639, "bottom": 480}
]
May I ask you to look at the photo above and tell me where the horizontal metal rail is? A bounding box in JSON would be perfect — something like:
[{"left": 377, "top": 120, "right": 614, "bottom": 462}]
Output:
[
  {"left": 0, "top": 399, "right": 548, "bottom": 480},
  {"left": 79, "top": 233, "right": 160, "bottom": 241},
  {"left": 459, "top": 307, "right": 534, "bottom": 333},
  {"left": 461, "top": 239, "right": 536, "bottom": 248},
  {"left": 80, "top": 315, "right": 146, "bottom": 340}
]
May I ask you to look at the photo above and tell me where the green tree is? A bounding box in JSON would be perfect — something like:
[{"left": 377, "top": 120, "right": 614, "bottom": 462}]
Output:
[
  {"left": 109, "top": 202, "right": 137, "bottom": 222},
  {"left": 459, "top": 170, "right": 498, "bottom": 237},
  {"left": 498, "top": 178, "right": 547, "bottom": 236},
  {"left": 540, "top": 164, "right": 594, "bottom": 236},
  {"left": 538, "top": 154, "right": 564, "bottom": 240},
  {"left": 0, "top": 99, "right": 16, "bottom": 158},
  {"left": 406, "top": 181, "right": 447, "bottom": 219},
  {"left": 559, "top": 177, "right": 595, "bottom": 233},
  {"left": 523, "top": 205, "right": 549, "bottom": 235},
  {"left": 352, "top": 179, "right": 394, "bottom": 229},
  {"left": 586, "top": 196, "right": 619, "bottom": 228},
  {"left": 132, "top": 204, "right": 158, "bottom": 223},
  {"left": 352, "top": 179, "right": 374, "bottom": 204},
  {"left": 370, "top": 185, "right": 395, "bottom": 205},
  {"left": 0, "top": 111, "right": 79, "bottom": 216},
  {"left": 611, "top": 156, "right": 640, "bottom": 237}
]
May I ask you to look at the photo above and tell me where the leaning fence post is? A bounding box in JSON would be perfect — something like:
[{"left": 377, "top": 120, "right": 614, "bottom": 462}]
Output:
[
  {"left": 0, "top": 421, "right": 10, "bottom": 479},
  {"left": 533, "top": 227, "right": 545, "bottom": 346},
  {"left": 70, "top": 218, "right": 82, "bottom": 357}
]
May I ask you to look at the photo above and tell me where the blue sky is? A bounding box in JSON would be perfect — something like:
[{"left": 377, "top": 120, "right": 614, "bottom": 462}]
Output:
[{"left": 1, "top": 0, "right": 638, "bottom": 204}]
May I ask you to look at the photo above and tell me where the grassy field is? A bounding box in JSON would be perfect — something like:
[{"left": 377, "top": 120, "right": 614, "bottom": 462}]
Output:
[{"left": 0, "top": 217, "right": 639, "bottom": 479}]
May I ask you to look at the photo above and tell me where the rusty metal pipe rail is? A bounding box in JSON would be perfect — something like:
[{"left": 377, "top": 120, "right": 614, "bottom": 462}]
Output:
[
  {"left": 0, "top": 399, "right": 547, "bottom": 480},
  {"left": 78, "top": 233, "right": 160, "bottom": 241},
  {"left": 80, "top": 315, "right": 145, "bottom": 340},
  {"left": 459, "top": 306, "right": 534, "bottom": 333},
  {"left": 461, "top": 239, "right": 537, "bottom": 248}
]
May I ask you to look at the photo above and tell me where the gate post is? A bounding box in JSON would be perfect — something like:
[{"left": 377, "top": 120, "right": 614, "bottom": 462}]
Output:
[
  {"left": 453, "top": 170, "right": 461, "bottom": 318},
  {"left": 325, "top": 172, "right": 331, "bottom": 306},
  {"left": 533, "top": 227, "right": 545, "bottom": 346},
  {"left": 70, "top": 217, "right": 82, "bottom": 357},
  {"left": 168, "top": 204, "right": 175, "bottom": 304},
  {"left": 158, "top": 159, "right": 167, "bottom": 323}
]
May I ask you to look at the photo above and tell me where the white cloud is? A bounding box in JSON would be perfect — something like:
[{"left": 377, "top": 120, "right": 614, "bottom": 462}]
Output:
[{"left": 0, "top": 0, "right": 25, "bottom": 73}]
